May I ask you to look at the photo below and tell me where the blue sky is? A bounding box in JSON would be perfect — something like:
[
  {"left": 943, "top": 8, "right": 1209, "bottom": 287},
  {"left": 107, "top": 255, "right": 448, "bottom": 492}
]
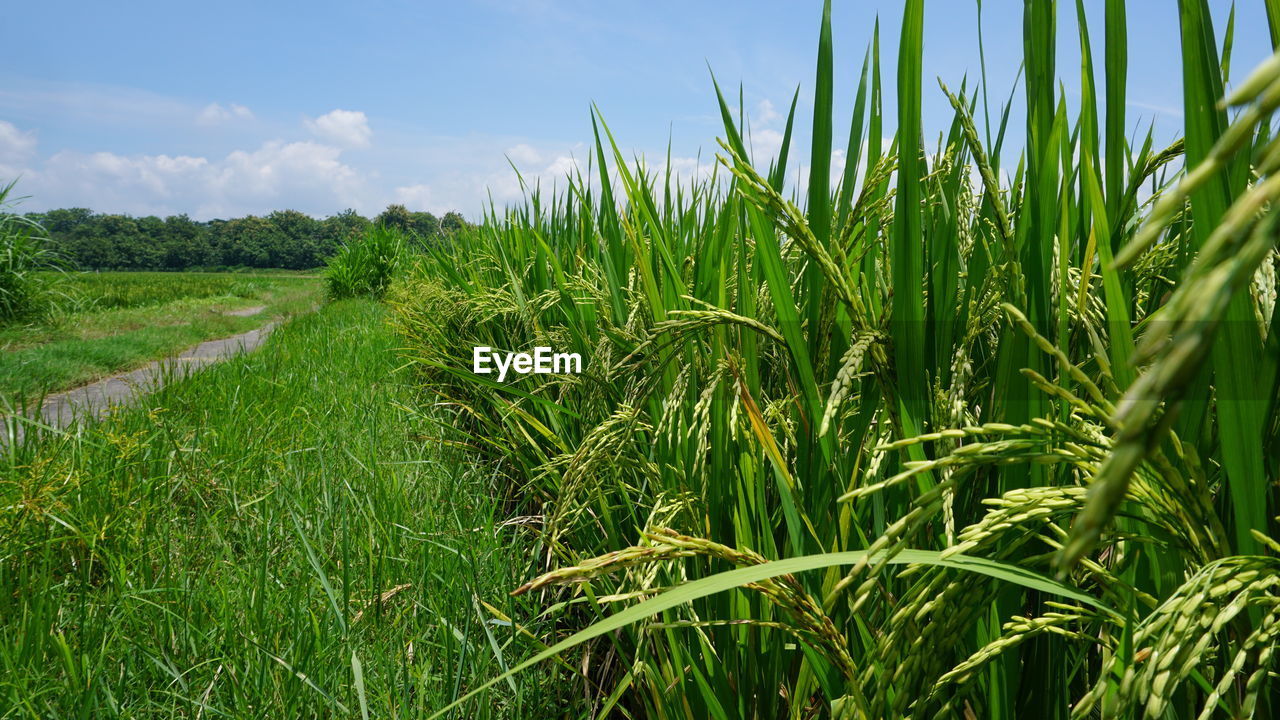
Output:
[{"left": 0, "top": 1, "right": 1271, "bottom": 220}]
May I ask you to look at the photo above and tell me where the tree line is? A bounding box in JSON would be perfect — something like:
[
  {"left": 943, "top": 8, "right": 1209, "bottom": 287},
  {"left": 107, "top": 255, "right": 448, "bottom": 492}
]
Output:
[{"left": 25, "top": 204, "right": 467, "bottom": 271}]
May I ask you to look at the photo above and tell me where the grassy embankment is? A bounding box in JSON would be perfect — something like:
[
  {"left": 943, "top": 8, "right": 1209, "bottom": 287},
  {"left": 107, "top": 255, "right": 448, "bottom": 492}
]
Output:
[
  {"left": 389, "top": 2, "right": 1280, "bottom": 718},
  {"left": 0, "top": 299, "right": 566, "bottom": 717},
  {"left": 0, "top": 271, "right": 319, "bottom": 402}
]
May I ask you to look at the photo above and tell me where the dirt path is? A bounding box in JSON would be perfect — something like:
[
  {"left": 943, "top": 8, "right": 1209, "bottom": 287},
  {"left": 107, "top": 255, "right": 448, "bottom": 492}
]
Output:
[
  {"left": 7, "top": 321, "right": 279, "bottom": 443},
  {"left": 222, "top": 305, "right": 267, "bottom": 317}
]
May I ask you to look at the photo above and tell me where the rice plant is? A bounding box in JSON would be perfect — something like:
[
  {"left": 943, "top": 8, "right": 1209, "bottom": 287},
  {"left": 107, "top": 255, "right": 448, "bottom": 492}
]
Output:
[
  {"left": 391, "top": 1, "right": 1280, "bottom": 717},
  {"left": 0, "top": 181, "right": 63, "bottom": 324},
  {"left": 324, "top": 224, "right": 405, "bottom": 300}
]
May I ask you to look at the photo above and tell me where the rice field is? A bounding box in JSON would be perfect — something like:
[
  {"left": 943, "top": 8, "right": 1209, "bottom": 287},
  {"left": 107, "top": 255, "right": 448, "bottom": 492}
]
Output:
[
  {"left": 4, "top": 1, "right": 1280, "bottom": 718},
  {"left": 0, "top": 272, "right": 319, "bottom": 401},
  {"left": 386, "top": 1, "right": 1280, "bottom": 717},
  {"left": 53, "top": 271, "right": 300, "bottom": 311}
]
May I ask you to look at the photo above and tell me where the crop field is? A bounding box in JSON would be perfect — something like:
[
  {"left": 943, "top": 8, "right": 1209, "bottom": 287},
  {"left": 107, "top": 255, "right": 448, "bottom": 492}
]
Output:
[
  {"left": 0, "top": 272, "right": 319, "bottom": 402},
  {"left": 53, "top": 271, "right": 316, "bottom": 312},
  {"left": 386, "top": 2, "right": 1280, "bottom": 718},
  {"left": 3, "top": 0, "right": 1280, "bottom": 718},
  {"left": 1, "top": 300, "right": 570, "bottom": 716}
]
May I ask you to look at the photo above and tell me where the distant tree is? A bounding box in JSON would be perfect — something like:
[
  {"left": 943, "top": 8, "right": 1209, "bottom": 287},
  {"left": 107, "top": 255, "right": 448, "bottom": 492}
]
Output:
[
  {"left": 83, "top": 215, "right": 153, "bottom": 269},
  {"left": 409, "top": 211, "right": 440, "bottom": 239},
  {"left": 441, "top": 211, "right": 468, "bottom": 233},
  {"left": 29, "top": 204, "right": 420, "bottom": 270},
  {"left": 66, "top": 221, "right": 117, "bottom": 269},
  {"left": 130, "top": 216, "right": 166, "bottom": 269},
  {"left": 319, "top": 209, "right": 370, "bottom": 260},
  {"left": 216, "top": 216, "right": 276, "bottom": 268},
  {"left": 267, "top": 209, "right": 320, "bottom": 268},
  {"left": 375, "top": 204, "right": 412, "bottom": 232},
  {"left": 205, "top": 219, "right": 229, "bottom": 266},
  {"left": 36, "top": 207, "right": 94, "bottom": 237},
  {"left": 161, "top": 214, "right": 209, "bottom": 269},
  {"left": 33, "top": 208, "right": 95, "bottom": 268}
]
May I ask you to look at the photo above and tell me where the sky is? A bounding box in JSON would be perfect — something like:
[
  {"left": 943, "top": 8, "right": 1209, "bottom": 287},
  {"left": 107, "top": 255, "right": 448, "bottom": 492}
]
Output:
[{"left": 0, "top": 1, "right": 1272, "bottom": 221}]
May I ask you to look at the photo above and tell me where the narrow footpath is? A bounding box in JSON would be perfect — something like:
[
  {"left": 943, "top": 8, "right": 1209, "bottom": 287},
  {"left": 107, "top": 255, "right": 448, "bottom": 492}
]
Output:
[{"left": 9, "top": 319, "right": 278, "bottom": 441}]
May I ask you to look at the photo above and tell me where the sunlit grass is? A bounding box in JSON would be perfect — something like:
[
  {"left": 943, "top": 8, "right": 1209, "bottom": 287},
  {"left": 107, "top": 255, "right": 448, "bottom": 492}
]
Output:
[
  {"left": 0, "top": 300, "right": 570, "bottom": 717},
  {"left": 0, "top": 272, "right": 320, "bottom": 401},
  {"left": 392, "top": 1, "right": 1280, "bottom": 717}
]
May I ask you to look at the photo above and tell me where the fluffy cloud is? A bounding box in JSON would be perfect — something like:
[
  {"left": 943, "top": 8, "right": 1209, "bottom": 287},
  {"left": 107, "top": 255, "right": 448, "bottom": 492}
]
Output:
[
  {"left": 393, "top": 184, "right": 436, "bottom": 209},
  {"left": 197, "top": 102, "right": 254, "bottom": 125},
  {"left": 386, "top": 142, "right": 593, "bottom": 216},
  {"left": 0, "top": 120, "right": 37, "bottom": 163},
  {"left": 305, "top": 109, "right": 372, "bottom": 148},
  {"left": 748, "top": 128, "right": 784, "bottom": 164},
  {"left": 11, "top": 137, "right": 371, "bottom": 219},
  {"left": 755, "top": 98, "right": 781, "bottom": 126},
  {"left": 541, "top": 154, "right": 583, "bottom": 178},
  {"left": 0, "top": 120, "right": 38, "bottom": 183},
  {"left": 505, "top": 143, "right": 543, "bottom": 166},
  {"left": 3, "top": 104, "right": 731, "bottom": 221}
]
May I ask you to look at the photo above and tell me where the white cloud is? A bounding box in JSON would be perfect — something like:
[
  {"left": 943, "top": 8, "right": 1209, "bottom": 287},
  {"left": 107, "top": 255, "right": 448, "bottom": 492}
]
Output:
[
  {"left": 661, "top": 155, "right": 712, "bottom": 187},
  {"left": 0, "top": 120, "right": 37, "bottom": 160},
  {"left": 209, "top": 140, "right": 366, "bottom": 212},
  {"left": 831, "top": 148, "right": 847, "bottom": 185},
  {"left": 542, "top": 154, "right": 583, "bottom": 178},
  {"left": 386, "top": 142, "right": 594, "bottom": 216},
  {"left": 305, "top": 109, "right": 372, "bottom": 148},
  {"left": 4, "top": 95, "right": 744, "bottom": 222},
  {"left": 755, "top": 98, "right": 780, "bottom": 127},
  {"left": 197, "top": 102, "right": 253, "bottom": 125},
  {"left": 14, "top": 139, "right": 371, "bottom": 219},
  {"left": 506, "top": 143, "right": 543, "bottom": 166},
  {"left": 748, "top": 128, "right": 784, "bottom": 164},
  {"left": 393, "top": 184, "right": 436, "bottom": 210},
  {"left": 0, "top": 121, "right": 37, "bottom": 178}
]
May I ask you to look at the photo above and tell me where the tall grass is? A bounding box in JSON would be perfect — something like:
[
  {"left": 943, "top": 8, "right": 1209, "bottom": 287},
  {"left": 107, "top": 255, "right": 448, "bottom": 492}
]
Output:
[
  {"left": 0, "top": 181, "right": 63, "bottom": 324},
  {"left": 325, "top": 224, "right": 406, "bottom": 300},
  {"left": 392, "top": 1, "right": 1280, "bottom": 717},
  {"left": 55, "top": 271, "right": 273, "bottom": 312},
  {"left": 0, "top": 272, "right": 320, "bottom": 402},
  {"left": 0, "top": 300, "right": 568, "bottom": 716}
]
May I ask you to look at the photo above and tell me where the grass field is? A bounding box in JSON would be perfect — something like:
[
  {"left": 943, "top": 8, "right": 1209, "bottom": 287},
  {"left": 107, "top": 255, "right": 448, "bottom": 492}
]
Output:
[
  {"left": 385, "top": 2, "right": 1280, "bottom": 718},
  {"left": 0, "top": 299, "right": 567, "bottom": 717},
  {"left": 5, "top": 1, "right": 1280, "bottom": 717},
  {"left": 0, "top": 272, "right": 319, "bottom": 402}
]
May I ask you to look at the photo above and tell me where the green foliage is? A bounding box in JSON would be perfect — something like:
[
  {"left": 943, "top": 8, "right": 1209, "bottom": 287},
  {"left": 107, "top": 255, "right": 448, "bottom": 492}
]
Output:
[
  {"left": 28, "top": 204, "right": 470, "bottom": 273},
  {"left": 58, "top": 270, "right": 265, "bottom": 311},
  {"left": 389, "top": 2, "right": 1280, "bottom": 717},
  {"left": 0, "top": 271, "right": 319, "bottom": 400},
  {"left": 324, "top": 225, "right": 406, "bottom": 300},
  {"left": 0, "top": 181, "right": 63, "bottom": 324},
  {"left": 373, "top": 204, "right": 471, "bottom": 240},
  {"left": 441, "top": 210, "right": 468, "bottom": 233},
  {"left": 0, "top": 301, "right": 567, "bottom": 716},
  {"left": 409, "top": 210, "right": 440, "bottom": 238},
  {"left": 374, "top": 203, "right": 412, "bottom": 233}
]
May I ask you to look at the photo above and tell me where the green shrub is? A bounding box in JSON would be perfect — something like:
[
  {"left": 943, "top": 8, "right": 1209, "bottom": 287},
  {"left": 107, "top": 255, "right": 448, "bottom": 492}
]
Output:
[
  {"left": 324, "top": 224, "right": 405, "bottom": 300},
  {"left": 0, "top": 181, "right": 63, "bottom": 324}
]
